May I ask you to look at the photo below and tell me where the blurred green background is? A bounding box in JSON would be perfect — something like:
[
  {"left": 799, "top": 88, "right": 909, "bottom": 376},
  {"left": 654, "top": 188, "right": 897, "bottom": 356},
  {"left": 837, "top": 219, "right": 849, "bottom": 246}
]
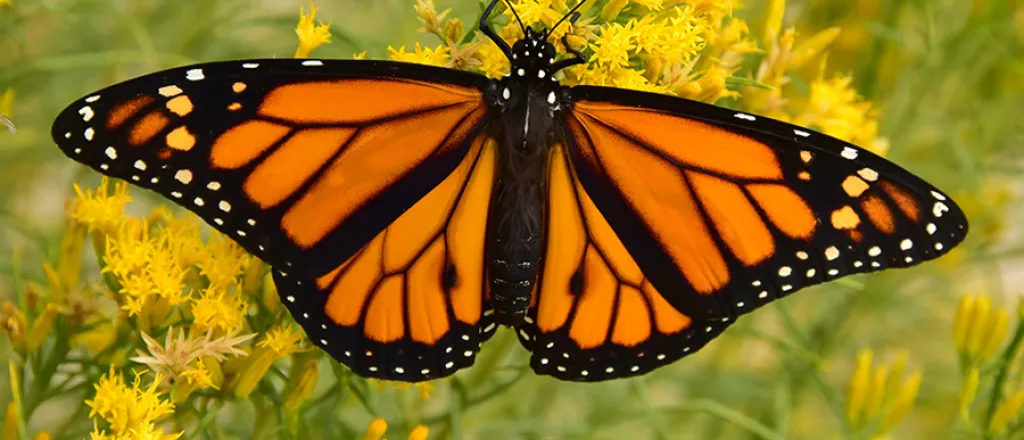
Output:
[{"left": 1, "top": 0, "right": 1023, "bottom": 439}]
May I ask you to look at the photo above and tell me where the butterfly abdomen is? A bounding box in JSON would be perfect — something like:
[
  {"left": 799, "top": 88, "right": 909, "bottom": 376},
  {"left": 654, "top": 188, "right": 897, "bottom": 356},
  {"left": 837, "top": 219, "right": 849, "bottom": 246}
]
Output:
[{"left": 487, "top": 134, "right": 546, "bottom": 326}]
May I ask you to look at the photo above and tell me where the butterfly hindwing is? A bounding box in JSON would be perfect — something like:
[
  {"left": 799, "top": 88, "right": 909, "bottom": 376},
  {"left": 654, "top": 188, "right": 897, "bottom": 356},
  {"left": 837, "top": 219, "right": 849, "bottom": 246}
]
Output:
[
  {"left": 273, "top": 135, "right": 498, "bottom": 381},
  {"left": 562, "top": 86, "right": 968, "bottom": 322},
  {"left": 519, "top": 144, "right": 730, "bottom": 381},
  {"left": 52, "top": 59, "right": 492, "bottom": 278}
]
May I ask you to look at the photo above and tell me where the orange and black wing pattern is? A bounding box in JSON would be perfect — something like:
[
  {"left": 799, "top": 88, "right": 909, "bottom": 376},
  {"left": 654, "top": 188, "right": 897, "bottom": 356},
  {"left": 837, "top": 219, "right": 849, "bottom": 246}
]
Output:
[
  {"left": 519, "top": 144, "right": 730, "bottom": 380},
  {"left": 520, "top": 86, "right": 968, "bottom": 381},
  {"left": 51, "top": 59, "right": 491, "bottom": 278},
  {"left": 274, "top": 136, "right": 498, "bottom": 381}
]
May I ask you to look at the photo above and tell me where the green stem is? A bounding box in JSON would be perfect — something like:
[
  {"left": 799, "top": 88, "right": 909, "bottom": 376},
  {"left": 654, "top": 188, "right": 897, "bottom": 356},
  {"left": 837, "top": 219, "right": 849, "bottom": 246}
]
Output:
[
  {"left": 983, "top": 314, "right": 1024, "bottom": 437},
  {"left": 24, "top": 325, "right": 71, "bottom": 414}
]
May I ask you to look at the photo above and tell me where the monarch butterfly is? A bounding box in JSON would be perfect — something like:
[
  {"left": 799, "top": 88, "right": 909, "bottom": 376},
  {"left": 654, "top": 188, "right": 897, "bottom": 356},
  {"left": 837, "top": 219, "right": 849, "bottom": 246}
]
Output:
[{"left": 52, "top": 0, "right": 967, "bottom": 382}]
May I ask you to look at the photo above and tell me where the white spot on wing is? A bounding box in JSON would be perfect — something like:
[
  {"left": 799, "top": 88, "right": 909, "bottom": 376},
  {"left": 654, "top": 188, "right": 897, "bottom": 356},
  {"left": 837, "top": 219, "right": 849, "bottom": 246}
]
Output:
[
  {"left": 868, "top": 246, "right": 882, "bottom": 257},
  {"left": 104, "top": 147, "right": 117, "bottom": 160},
  {"left": 175, "top": 169, "right": 193, "bottom": 184},
  {"left": 794, "top": 129, "right": 810, "bottom": 137},
  {"left": 302, "top": 60, "right": 324, "bottom": 67},
  {"left": 825, "top": 246, "right": 840, "bottom": 261},
  {"left": 84, "top": 128, "right": 95, "bottom": 141},
  {"left": 242, "top": 63, "right": 259, "bottom": 69},
  {"left": 85, "top": 95, "right": 101, "bottom": 103},
  {"left": 185, "top": 68, "right": 205, "bottom": 81},
  {"left": 900, "top": 239, "right": 913, "bottom": 250},
  {"left": 933, "top": 202, "right": 949, "bottom": 217},
  {"left": 857, "top": 168, "right": 879, "bottom": 182},
  {"left": 79, "top": 106, "right": 94, "bottom": 122},
  {"left": 931, "top": 191, "right": 947, "bottom": 201},
  {"left": 134, "top": 160, "right": 146, "bottom": 170},
  {"left": 841, "top": 147, "right": 858, "bottom": 160},
  {"left": 734, "top": 113, "right": 756, "bottom": 121}
]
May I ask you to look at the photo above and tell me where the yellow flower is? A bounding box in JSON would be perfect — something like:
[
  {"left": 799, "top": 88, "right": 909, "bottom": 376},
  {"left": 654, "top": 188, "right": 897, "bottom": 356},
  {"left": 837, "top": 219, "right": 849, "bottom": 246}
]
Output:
[
  {"left": 797, "top": 73, "right": 889, "bottom": 156},
  {"left": 474, "top": 39, "right": 510, "bottom": 78},
  {"left": 197, "top": 232, "right": 252, "bottom": 289},
  {"left": 990, "top": 391, "right": 1024, "bottom": 435},
  {"left": 0, "top": 88, "right": 14, "bottom": 134},
  {"left": 389, "top": 43, "right": 451, "bottom": 67},
  {"left": 954, "top": 294, "right": 1011, "bottom": 367},
  {"left": 71, "top": 177, "right": 131, "bottom": 234},
  {"left": 190, "top": 287, "right": 248, "bottom": 333},
  {"left": 408, "top": 425, "right": 430, "bottom": 440},
  {"left": 259, "top": 325, "right": 306, "bottom": 358},
  {"left": 589, "top": 23, "right": 636, "bottom": 68},
  {"left": 414, "top": 0, "right": 451, "bottom": 35},
  {"left": 180, "top": 358, "right": 216, "bottom": 389},
  {"left": 507, "top": 0, "right": 563, "bottom": 29},
  {"left": 361, "top": 418, "right": 387, "bottom": 440},
  {"left": 3, "top": 402, "right": 18, "bottom": 440},
  {"left": 294, "top": 2, "right": 332, "bottom": 58},
  {"left": 85, "top": 368, "right": 180, "bottom": 440},
  {"left": 845, "top": 349, "right": 922, "bottom": 435}
]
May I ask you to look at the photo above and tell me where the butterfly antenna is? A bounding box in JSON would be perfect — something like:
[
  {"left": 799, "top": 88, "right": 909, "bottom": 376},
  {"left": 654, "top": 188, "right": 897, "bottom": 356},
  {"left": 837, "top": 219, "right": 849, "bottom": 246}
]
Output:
[
  {"left": 502, "top": 0, "right": 528, "bottom": 34},
  {"left": 549, "top": 0, "right": 589, "bottom": 38}
]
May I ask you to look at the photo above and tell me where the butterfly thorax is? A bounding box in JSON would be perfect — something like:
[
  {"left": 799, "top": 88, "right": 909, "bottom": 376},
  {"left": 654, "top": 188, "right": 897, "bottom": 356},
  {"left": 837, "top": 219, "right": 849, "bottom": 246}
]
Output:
[{"left": 486, "top": 29, "right": 566, "bottom": 326}]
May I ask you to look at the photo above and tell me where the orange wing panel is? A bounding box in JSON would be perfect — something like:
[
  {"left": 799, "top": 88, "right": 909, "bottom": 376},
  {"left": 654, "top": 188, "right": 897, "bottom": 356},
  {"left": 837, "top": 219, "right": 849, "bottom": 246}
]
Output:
[
  {"left": 573, "top": 113, "right": 730, "bottom": 293},
  {"left": 574, "top": 102, "right": 782, "bottom": 180},
  {"left": 317, "top": 135, "right": 494, "bottom": 348},
  {"left": 364, "top": 275, "right": 406, "bottom": 343},
  {"left": 610, "top": 285, "right": 652, "bottom": 347},
  {"left": 245, "top": 127, "right": 356, "bottom": 208},
  {"left": 259, "top": 79, "right": 482, "bottom": 124},
  {"left": 748, "top": 183, "right": 817, "bottom": 239},
  {"left": 107, "top": 95, "right": 155, "bottom": 130},
  {"left": 210, "top": 120, "right": 292, "bottom": 169},
  {"left": 688, "top": 172, "right": 774, "bottom": 266},
  {"left": 281, "top": 102, "right": 485, "bottom": 248},
  {"left": 568, "top": 247, "right": 618, "bottom": 349}
]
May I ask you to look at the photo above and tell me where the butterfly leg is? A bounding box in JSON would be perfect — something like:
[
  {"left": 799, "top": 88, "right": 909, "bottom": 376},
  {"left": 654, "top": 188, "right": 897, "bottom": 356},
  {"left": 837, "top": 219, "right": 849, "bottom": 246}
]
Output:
[
  {"left": 550, "top": 20, "right": 586, "bottom": 72},
  {"left": 480, "top": 0, "right": 513, "bottom": 58}
]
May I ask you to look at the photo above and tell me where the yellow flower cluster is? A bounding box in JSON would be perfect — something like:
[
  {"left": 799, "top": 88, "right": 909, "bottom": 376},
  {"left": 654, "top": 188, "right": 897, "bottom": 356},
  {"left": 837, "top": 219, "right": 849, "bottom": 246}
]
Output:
[
  {"left": 86, "top": 368, "right": 179, "bottom": 440},
  {"left": 13, "top": 174, "right": 321, "bottom": 438},
  {"left": 390, "top": 0, "right": 888, "bottom": 157},
  {"left": 844, "top": 349, "right": 922, "bottom": 436},
  {"left": 950, "top": 293, "right": 1024, "bottom": 435},
  {"left": 954, "top": 293, "right": 1010, "bottom": 367}
]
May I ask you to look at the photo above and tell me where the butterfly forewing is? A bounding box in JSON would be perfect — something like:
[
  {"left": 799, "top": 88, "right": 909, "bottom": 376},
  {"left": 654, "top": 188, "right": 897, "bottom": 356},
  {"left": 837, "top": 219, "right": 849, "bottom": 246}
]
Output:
[
  {"left": 561, "top": 86, "right": 968, "bottom": 322},
  {"left": 51, "top": 59, "right": 492, "bottom": 279}
]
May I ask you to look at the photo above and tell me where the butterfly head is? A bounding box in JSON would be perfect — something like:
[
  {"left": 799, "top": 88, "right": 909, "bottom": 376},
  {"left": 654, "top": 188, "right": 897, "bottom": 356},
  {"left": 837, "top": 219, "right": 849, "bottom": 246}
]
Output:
[{"left": 509, "top": 27, "right": 557, "bottom": 78}]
